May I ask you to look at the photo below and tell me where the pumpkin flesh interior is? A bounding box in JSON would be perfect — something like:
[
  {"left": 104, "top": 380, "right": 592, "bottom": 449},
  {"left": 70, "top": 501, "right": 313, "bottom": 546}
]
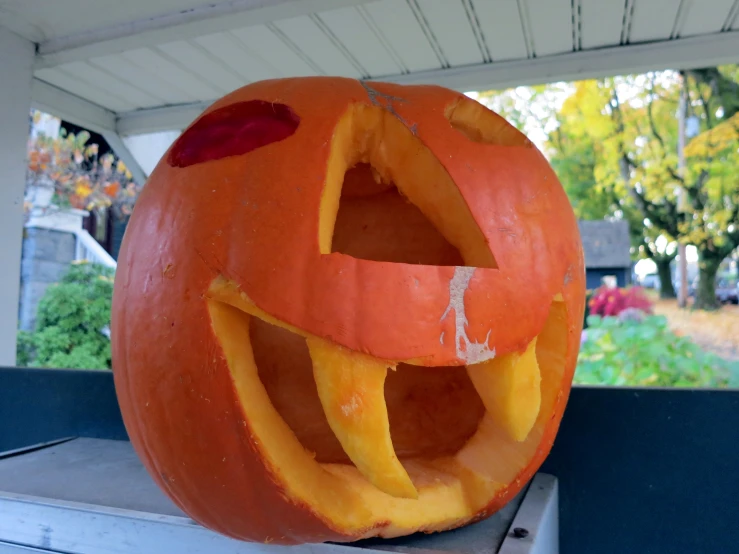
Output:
[
  {"left": 208, "top": 298, "right": 566, "bottom": 538},
  {"left": 205, "top": 102, "right": 568, "bottom": 538}
]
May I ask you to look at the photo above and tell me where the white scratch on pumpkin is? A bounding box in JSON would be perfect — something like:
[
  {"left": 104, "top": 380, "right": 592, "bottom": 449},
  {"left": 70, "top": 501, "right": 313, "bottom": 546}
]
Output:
[
  {"left": 341, "top": 395, "right": 361, "bottom": 417},
  {"left": 440, "top": 266, "right": 496, "bottom": 364}
]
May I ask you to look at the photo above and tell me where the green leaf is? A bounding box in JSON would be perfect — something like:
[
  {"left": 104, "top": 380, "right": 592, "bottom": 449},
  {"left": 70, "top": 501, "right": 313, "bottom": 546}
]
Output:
[
  {"left": 575, "top": 315, "right": 734, "bottom": 388},
  {"left": 21, "top": 262, "right": 114, "bottom": 370}
]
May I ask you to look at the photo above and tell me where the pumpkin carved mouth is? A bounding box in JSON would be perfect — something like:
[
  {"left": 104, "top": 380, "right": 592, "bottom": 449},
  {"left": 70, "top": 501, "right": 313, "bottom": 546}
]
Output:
[
  {"left": 206, "top": 281, "right": 566, "bottom": 538},
  {"left": 202, "top": 98, "right": 567, "bottom": 536}
]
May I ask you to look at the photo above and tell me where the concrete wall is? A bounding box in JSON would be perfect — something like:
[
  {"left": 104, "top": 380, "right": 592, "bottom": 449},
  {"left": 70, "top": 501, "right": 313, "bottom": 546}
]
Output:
[{"left": 18, "top": 227, "right": 76, "bottom": 331}]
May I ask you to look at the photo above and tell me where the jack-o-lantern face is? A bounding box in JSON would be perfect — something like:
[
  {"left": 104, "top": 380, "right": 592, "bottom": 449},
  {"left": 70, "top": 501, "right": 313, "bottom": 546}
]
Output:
[{"left": 111, "top": 77, "right": 585, "bottom": 545}]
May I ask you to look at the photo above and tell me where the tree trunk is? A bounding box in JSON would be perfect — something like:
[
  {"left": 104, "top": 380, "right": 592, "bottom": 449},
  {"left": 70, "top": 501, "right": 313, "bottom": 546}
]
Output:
[
  {"left": 656, "top": 259, "right": 676, "bottom": 299},
  {"left": 693, "top": 257, "right": 721, "bottom": 310}
]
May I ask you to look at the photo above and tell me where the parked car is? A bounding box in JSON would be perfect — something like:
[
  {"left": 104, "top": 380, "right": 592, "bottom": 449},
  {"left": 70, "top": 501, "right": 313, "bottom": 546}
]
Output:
[
  {"left": 641, "top": 273, "right": 660, "bottom": 289},
  {"left": 716, "top": 278, "right": 739, "bottom": 304}
]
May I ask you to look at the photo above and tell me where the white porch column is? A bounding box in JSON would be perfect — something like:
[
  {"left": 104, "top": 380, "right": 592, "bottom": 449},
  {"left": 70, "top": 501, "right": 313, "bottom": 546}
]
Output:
[{"left": 0, "top": 29, "right": 34, "bottom": 365}]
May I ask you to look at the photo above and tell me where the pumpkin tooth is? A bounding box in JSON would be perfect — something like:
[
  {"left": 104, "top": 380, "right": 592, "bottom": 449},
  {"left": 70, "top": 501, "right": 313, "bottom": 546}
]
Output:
[
  {"left": 466, "top": 338, "right": 541, "bottom": 442},
  {"left": 306, "top": 337, "right": 418, "bottom": 499}
]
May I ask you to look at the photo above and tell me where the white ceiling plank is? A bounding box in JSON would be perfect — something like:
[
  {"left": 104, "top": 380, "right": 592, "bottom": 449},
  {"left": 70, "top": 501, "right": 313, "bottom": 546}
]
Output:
[
  {"left": 3, "top": 0, "right": 234, "bottom": 42},
  {"left": 33, "top": 68, "right": 136, "bottom": 113},
  {"left": 728, "top": 0, "right": 739, "bottom": 30},
  {"left": 362, "top": 0, "right": 442, "bottom": 72},
  {"left": 271, "top": 15, "right": 362, "bottom": 77},
  {"left": 157, "top": 41, "right": 246, "bottom": 95},
  {"left": 580, "top": 0, "right": 625, "bottom": 49},
  {"left": 525, "top": 0, "right": 573, "bottom": 56},
  {"left": 34, "top": 0, "right": 376, "bottom": 69},
  {"left": 318, "top": 6, "right": 403, "bottom": 77},
  {"left": 87, "top": 54, "right": 199, "bottom": 105},
  {"left": 628, "top": 0, "right": 681, "bottom": 43},
  {"left": 231, "top": 25, "right": 320, "bottom": 77},
  {"left": 120, "top": 48, "right": 223, "bottom": 101},
  {"left": 417, "top": 0, "right": 484, "bottom": 66},
  {"left": 115, "top": 30, "right": 739, "bottom": 134},
  {"left": 55, "top": 61, "right": 163, "bottom": 109},
  {"left": 388, "top": 29, "right": 739, "bottom": 90},
  {"left": 679, "top": 0, "right": 737, "bottom": 37},
  {"left": 30, "top": 79, "right": 116, "bottom": 134},
  {"left": 473, "top": 0, "right": 528, "bottom": 61},
  {"left": 195, "top": 32, "right": 284, "bottom": 82}
]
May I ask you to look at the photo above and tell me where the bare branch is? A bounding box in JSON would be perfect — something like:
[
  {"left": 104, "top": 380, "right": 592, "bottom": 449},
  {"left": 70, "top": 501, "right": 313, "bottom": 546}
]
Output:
[
  {"left": 647, "top": 75, "right": 667, "bottom": 153},
  {"left": 688, "top": 75, "right": 714, "bottom": 130},
  {"left": 666, "top": 166, "right": 684, "bottom": 184}
]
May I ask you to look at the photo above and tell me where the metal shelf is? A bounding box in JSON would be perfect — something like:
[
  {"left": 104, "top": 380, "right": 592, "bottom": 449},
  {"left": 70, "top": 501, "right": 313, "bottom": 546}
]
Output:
[{"left": 0, "top": 438, "right": 557, "bottom": 554}]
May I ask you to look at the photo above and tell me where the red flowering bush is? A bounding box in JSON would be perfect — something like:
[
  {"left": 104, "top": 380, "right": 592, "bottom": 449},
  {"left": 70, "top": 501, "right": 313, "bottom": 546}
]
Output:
[{"left": 588, "top": 286, "right": 654, "bottom": 318}]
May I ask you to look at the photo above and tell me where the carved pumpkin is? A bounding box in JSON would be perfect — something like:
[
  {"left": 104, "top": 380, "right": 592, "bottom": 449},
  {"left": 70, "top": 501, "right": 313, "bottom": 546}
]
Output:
[{"left": 111, "top": 76, "right": 585, "bottom": 545}]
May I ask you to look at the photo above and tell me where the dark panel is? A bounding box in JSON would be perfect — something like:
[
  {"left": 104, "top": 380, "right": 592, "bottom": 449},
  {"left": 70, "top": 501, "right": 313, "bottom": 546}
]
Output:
[
  {"left": 543, "top": 386, "right": 739, "bottom": 554},
  {"left": 0, "top": 368, "right": 127, "bottom": 452},
  {"left": 110, "top": 215, "right": 129, "bottom": 261},
  {"left": 585, "top": 267, "right": 629, "bottom": 289}
]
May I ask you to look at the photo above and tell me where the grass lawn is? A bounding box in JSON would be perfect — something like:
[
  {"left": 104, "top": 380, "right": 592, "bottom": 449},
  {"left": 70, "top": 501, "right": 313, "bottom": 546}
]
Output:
[{"left": 653, "top": 299, "right": 739, "bottom": 362}]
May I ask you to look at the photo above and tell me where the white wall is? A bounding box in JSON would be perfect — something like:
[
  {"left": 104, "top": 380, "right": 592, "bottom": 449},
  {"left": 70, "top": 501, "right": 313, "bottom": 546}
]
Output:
[
  {"left": 30, "top": 111, "right": 61, "bottom": 140},
  {"left": 122, "top": 130, "right": 180, "bottom": 177},
  {"left": 0, "top": 28, "right": 35, "bottom": 365}
]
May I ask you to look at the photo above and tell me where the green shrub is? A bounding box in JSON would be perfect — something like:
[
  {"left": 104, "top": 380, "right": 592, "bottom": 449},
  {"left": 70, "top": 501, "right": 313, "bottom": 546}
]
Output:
[
  {"left": 18, "top": 262, "right": 114, "bottom": 370},
  {"left": 575, "top": 314, "right": 739, "bottom": 387}
]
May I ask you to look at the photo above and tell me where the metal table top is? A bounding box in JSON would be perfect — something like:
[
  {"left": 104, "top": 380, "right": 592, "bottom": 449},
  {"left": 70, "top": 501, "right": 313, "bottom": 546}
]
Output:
[{"left": 0, "top": 438, "right": 557, "bottom": 554}]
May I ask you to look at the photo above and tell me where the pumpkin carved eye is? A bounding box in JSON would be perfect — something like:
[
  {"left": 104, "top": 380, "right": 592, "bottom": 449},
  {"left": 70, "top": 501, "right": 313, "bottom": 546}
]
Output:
[
  {"left": 322, "top": 102, "right": 497, "bottom": 269},
  {"left": 445, "top": 95, "right": 531, "bottom": 147},
  {"left": 168, "top": 100, "right": 299, "bottom": 168}
]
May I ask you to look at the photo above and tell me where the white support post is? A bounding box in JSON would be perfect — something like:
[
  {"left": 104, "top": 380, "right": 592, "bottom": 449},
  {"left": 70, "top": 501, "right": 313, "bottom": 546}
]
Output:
[{"left": 0, "top": 28, "right": 34, "bottom": 366}]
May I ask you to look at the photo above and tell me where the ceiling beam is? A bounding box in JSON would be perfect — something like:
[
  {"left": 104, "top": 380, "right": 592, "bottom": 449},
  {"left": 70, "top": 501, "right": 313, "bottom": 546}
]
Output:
[
  {"left": 34, "top": 0, "right": 374, "bottom": 70},
  {"left": 30, "top": 79, "right": 116, "bottom": 134},
  {"left": 101, "top": 132, "right": 149, "bottom": 186},
  {"left": 116, "top": 102, "right": 212, "bottom": 136},
  {"left": 114, "top": 31, "right": 739, "bottom": 136},
  {"left": 385, "top": 30, "right": 739, "bottom": 91}
]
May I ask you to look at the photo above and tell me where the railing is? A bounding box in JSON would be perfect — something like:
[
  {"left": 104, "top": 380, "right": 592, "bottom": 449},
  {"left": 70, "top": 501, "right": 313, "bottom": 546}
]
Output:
[{"left": 74, "top": 229, "right": 117, "bottom": 269}]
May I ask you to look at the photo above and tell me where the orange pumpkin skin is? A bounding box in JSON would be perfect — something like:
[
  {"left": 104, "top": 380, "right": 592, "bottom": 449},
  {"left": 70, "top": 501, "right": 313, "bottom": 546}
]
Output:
[{"left": 111, "top": 77, "right": 585, "bottom": 545}]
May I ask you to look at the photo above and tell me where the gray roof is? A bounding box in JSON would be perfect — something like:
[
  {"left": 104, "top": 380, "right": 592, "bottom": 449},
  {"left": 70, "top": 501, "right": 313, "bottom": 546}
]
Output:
[{"left": 578, "top": 220, "right": 631, "bottom": 269}]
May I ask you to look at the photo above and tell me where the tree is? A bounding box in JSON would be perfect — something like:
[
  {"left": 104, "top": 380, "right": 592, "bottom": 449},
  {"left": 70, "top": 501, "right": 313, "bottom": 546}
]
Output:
[
  {"left": 548, "top": 115, "right": 616, "bottom": 221},
  {"left": 625, "top": 205, "right": 679, "bottom": 299},
  {"left": 532, "top": 79, "right": 680, "bottom": 297},
  {"left": 25, "top": 110, "right": 140, "bottom": 223},
  {"left": 553, "top": 70, "right": 738, "bottom": 309},
  {"left": 477, "top": 84, "right": 623, "bottom": 220},
  {"left": 476, "top": 71, "right": 739, "bottom": 308},
  {"left": 17, "top": 262, "right": 115, "bottom": 370},
  {"left": 682, "top": 109, "right": 739, "bottom": 308}
]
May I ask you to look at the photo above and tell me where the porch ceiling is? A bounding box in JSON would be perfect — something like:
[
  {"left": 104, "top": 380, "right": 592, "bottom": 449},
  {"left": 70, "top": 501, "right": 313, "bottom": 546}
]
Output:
[{"left": 3, "top": 0, "right": 739, "bottom": 136}]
